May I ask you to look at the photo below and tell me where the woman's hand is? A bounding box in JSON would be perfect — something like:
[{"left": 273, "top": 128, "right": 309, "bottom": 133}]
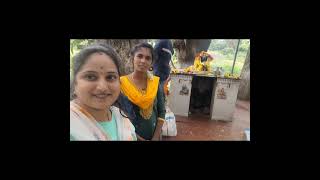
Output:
[
  {"left": 151, "top": 133, "right": 161, "bottom": 141},
  {"left": 151, "top": 118, "right": 165, "bottom": 141},
  {"left": 136, "top": 134, "right": 148, "bottom": 141}
]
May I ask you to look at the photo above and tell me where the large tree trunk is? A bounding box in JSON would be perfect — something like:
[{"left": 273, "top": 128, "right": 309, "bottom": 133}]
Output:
[
  {"left": 173, "top": 39, "right": 211, "bottom": 68},
  {"left": 172, "top": 39, "right": 187, "bottom": 68},
  {"left": 95, "top": 39, "right": 146, "bottom": 75},
  {"left": 238, "top": 47, "right": 250, "bottom": 100}
]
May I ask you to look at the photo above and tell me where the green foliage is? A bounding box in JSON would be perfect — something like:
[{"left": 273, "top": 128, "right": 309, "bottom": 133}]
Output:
[
  {"left": 70, "top": 49, "right": 72, "bottom": 78},
  {"left": 238, "top": 39, "right": 250, "bottom": 52},
  {"left": 222, "top": 47, "right": 234, "bottom": 55},
  {"left": 209, "top": 56, "right": 244, "bottom": 76},
  {"left": 209, "top": 39, "right": 227, "bottom": 51},
  {"left": 171, "top": 50, "right": 179, "bottom": 68},
  {"left": 70, "top": 39, "right": 94, "bottom": 55},
  {"left": 207, "top": 39, "right": 250, "bottom": 75}
]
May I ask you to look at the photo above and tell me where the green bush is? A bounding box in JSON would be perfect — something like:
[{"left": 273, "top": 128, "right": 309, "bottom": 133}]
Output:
[
  {"left": 222, "top": 47, "right": 234, "bottom": 55},
  {"left": 238, "top": 39, "right": 250, "bottom": 52},
  {"left": 210, "top": 39, "right": 227, "bottom": 51}
]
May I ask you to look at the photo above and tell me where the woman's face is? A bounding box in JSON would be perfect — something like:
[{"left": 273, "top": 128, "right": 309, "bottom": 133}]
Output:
[
  {"left": 74, "top": 52, "right": 120, "bottom": 111},
  {"left": 133, "top": 47, "right": 152, "bottom": 73}
]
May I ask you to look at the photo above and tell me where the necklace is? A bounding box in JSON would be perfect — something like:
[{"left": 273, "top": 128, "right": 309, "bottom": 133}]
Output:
[{"left": 128, "top": 74, "right": 147, "bottom": 94}]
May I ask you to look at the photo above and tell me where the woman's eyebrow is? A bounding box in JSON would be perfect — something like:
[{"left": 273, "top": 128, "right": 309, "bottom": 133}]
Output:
[
  {"left": 106, "top": 71, "right": 118, "bottom": 74},
  {"left": 81, "top": 71, "right": 98, "bottom": 74}
]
